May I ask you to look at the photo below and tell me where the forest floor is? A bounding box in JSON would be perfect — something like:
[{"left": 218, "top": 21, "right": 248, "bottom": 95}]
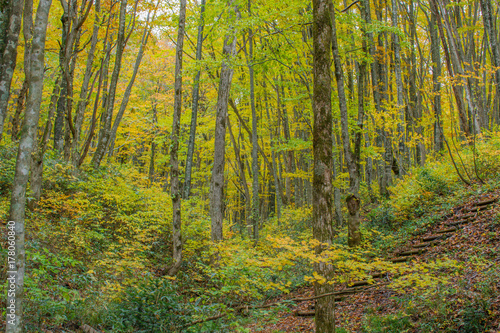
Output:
[{"left": 248, "top": 191, "right": 500, "bottom": 333}]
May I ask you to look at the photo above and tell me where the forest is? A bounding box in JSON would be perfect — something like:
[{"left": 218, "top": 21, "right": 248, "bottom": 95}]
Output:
[{"left": 1, "top": 0, "right": 500, "bottom": 331}]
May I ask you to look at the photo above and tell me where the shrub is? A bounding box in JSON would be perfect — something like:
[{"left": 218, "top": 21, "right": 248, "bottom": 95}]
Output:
[{"left": 106, "top": 277, "right": 192, "bottom": 333}]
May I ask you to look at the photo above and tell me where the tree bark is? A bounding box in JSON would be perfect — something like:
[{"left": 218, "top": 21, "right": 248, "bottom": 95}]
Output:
[
  {"left": 28, "top": 76, "right": 61, "bottom": 209},
  {"left": 391, "top": 0, "right": 406, "bottom": 171},
  {"left": 312, "top": 0, "right": 336, "bottom": 331},
  {"left": 184, "top": 0, "right": 206, "bottom": 199},
  {"left": 72, "top": 0, "right": 101, "bottom": 168},
  {"left": 242, "top": 0, "right": 259, "bottom": 241},
  {"left": 10, "top": 78, "right": 28, "bottom": 141},
  {"left": 430, "top": 10, "right": 443, "bottom": 152},
  {"left": 210, "top": 3, "right": 237, "bottom": 243},
  {"left": 91, "top": 0, "right": 128, "bottom": 167},
  {"left": 5, "top": 0, "right": 52, "bottom": 331},
  {"left": 263, "top": 79, "right": 282, "bottom": 223},
  {"left": 330, "top": 2, "right": 361, "bottom": 247},
  {"left": 166, "top": 0, "right": 186, "bottom": 276},
  {"left": 0, "top": 0, "right": 23, "bottom": 141},
  {"left": 107, "top": 8, "right": 154, "bottom": 157},
  {"left": 227, "top": 116, "right": 251, "bottom": 236},
  {"left": 480, "top": 0, "right": 500, "bottom": 124}
]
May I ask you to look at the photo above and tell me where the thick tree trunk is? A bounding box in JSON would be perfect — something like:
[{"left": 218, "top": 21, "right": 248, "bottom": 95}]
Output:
[
  {"left": 5, "top": 0, "right": 52, "bottom": 331},
  {"left": 0, "top": 0, "right": 23, "bottom": 141},
  {"left": 312, "top": 0, "right": 336, "bottom": 331},
  {"left": 210, "top": 4, "right": 237, "bottom": 243}
]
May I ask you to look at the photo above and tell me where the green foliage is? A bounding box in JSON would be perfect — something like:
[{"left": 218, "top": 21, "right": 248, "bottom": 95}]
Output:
[
  {"left": 362, "top": 310, "right": 413, "bottom": 332},
  {"left": 106, "top": 277, "right": 192, "bottom": 333},
  {"left": 0, "top": 143, "right": 16, "bottom": 195}
]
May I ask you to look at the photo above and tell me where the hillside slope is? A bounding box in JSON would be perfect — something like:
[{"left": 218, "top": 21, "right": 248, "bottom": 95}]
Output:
[{"left": 250, "top": 193, "right": 500, "bottom": 332}]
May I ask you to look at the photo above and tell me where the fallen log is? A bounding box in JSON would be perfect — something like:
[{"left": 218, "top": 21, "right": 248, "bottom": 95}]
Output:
[
  {"left": 295, "top": 310, "right": 315, "bottom": 317},
  {"left": 446, "top": 219, "right": 471, "bottom": 227},
  {"left": 476, "top": 197, "right": 497, "bottom": 206},
  {"left": 436, "top": 227, "right": 457, "bottom": 234},
  {"left": 422, "top": 233, "right": 453, "bottom": 242},
  {"left": 413, "top": 240, "right": 440, "bottom": 248},
  {"left": 467, "top": 205, "right": 490, "bottom": 213},
  {"left": 391, "top": 256, "right": 414, "bottom": 263},
  {"left": 396, "top": 248, "right": 427, "bottom": 257}
]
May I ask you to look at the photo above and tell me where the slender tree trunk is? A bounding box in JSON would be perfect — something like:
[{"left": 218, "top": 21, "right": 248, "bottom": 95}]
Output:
[
  {"left": 6, "top": 0, "right": 52, "bottom": 331},
  {"left": 28, "top": 76, "right": 61, "bottom": 209},
  {"left": 210, "top": 3, "right": 237, "bottom": 243},
  {"left": 0, "top": 0, "right": 23, "bottom": 141},
  {"left": 330, "top": 1, "right": 361, "bottom": 247},
  {"left": 391, "top": 0, "right": 405, "bottom": 171},
  {"left": 263, "top": 80, "right": 282, "bottom": 223},
  {"left": 78, "top": 22, "right": 113, "bottom": 166},
  {"left": 312, "top": 0, "right": 336, "bottom": 331},
  {"left": 430, "top": 11, "right": 443, "bottom": 152},
  {"left": 429, "top": 0, "right": 469, "bottom": 137},
  {"left": 332, "top": 126, "right": 343, "bottom": 226},
  {"left": 184, "top": 0, "right": 206, "bottom": 199},
  {"left": 72, "top": 0, "right": 101, "bottom": 168},
  {"left": 228, "top": 116, "right": 251, "bottom": 236},
  {"left": 166, "top": 0, "right": 186, "bottom": 276},
  {"left": 91, "top": 0, "right": 128, "bottom": 167},
  {"left": 10, "top": 78, "right": 28, "bottom": 141},
  {"left": 480, "top": 0, "right": 500, "bottom": 124},
  {"left": 244, "top": 0, "right": 259, "bottom": 241},
  {"left": 108, "top": 9, "right": 154, "bottom": 157}
]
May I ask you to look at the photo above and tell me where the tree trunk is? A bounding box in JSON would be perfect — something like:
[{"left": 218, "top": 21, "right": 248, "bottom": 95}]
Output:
[
  {"left": 430, "top": 10, "right": 443, "bottom": 152},
  {"left": 312, "top": 0, "right": 336, "bottom": 331},
  {"left": 210, "top": 4, "right": 237, "bottom": 243},
  {"left": 243, "top": 0, "right": 259, "bottom": 241},
  {"left": 10, "top": 78, "right": 28, "bottom": 141},
  {"left": 107, "top": 9, "right": 154, "bottom": 157},
  {"left": 166, "top": 0, "right": 186, "bottom": 277},
  {"left": 6, "top": 0, "right": 51, "bottom": 331},
  {"left": 263, "top": 79, "right": 282, "bottom": 223},
  {"left": 331, "top": 1, "right": 361, "bottom": 247},
  {"left": 72, "top": 0, "right": 101, "bottom": 168},
  {"left": 0, "top": 0, "right": 23, "bottom": 141},
  {"left": 429, "top": 0, "right": 470, "bottom": 137},
  {"left": 480, "top": 0, "right": 500, "bottom": 124},
  {"left": 28, "top": 76, "right": 60, "bottom": 209},
  {"left": 78, "top": 25, "right": 113, "bottom": 166},
  {"left": 91, "top": 0, "right": 128, "bottom": 167},
  {"left": 184, "top": 0, "right": 205, "bottom": 199},
  {"left": 391, "top": 0, "right": 406, "bottom": 171},
  {"left": 227, "top": 116, "right": 251, "bottom": 236}
]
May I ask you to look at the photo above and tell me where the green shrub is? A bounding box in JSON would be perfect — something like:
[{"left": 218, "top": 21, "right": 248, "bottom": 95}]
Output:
[
  {"left": 0, "top": 144, "right": 17, "bottom": 195},
  {"left": 106, "top": 277, "right": 192, "bottom": 332},
  {"left": 362, "top": 311, "right": 412, "bottom": 332}
]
